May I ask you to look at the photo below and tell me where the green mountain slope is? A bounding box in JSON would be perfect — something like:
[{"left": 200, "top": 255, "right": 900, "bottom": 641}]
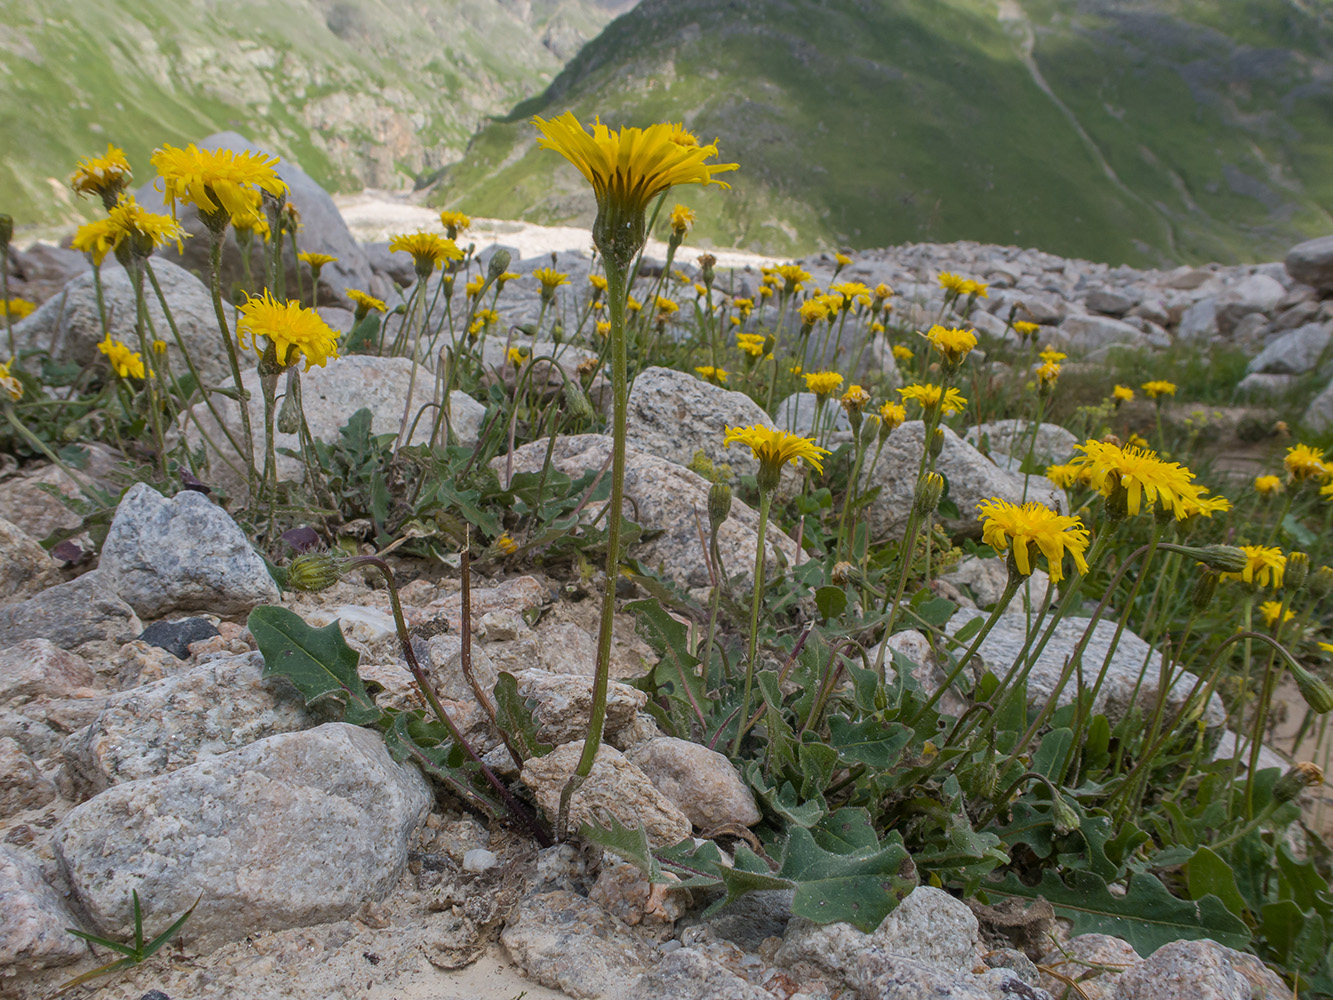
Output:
[
  {"left": 0, "top": 0, "right": 635, "bottom": 231},
  {"left": 432, "top": 0, "right": 1333, "bottom": 265}
]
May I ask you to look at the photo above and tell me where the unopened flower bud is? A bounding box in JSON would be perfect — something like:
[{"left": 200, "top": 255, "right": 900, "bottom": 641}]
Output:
[
  {"left": 277, "top": 386, "right": 301, "bottom": 434},
  {"left": 1291, "top": 663, "right": 1333, "bottom": 715},
  {"left": 561, "top": 378, "right": 595, "bottom": 422},
  {"left": 708, "top": 482, "right": 732, "bottom": 533},
  {"left": 831, "top": 561, "right": 861, "bottom": 586},
  {"left": 1287, "top": 552, "right": 1310, "bottom": 592},
  {"left": 1196, "top": 545, "right": 1250, "bottom": 574},
  {"left": 487, "top": 249, "right": 512, "bottom": 284},
  {"left": 1191, "top": 570, "right": 1218, "bottom": 612},
  {"left": 929, "top": 428, "right": 945, "bottom": 460},
  {"left": 1273, "top": 762, "right": 1324, "bottom": 804},
  {"left": 286, "top": 551, "right": 347, "bottom": 592},
  {"left": 1310, "top": 565, "right": 1333, "bottom": 599},
  {"left": 914, "top": 472, "right": 944, "bottom": 518},
  {"left": 1051, "top": 792, "right": 1080, "bottom": 835}
]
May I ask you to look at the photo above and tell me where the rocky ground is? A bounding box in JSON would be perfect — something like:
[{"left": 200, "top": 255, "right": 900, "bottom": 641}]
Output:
[{"left": 3, "top": 146, "right": 1332, "bottom": 999}]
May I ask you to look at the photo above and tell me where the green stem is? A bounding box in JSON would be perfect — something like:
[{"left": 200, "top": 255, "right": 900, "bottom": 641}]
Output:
[
  {"left": 208, "top": 231, "right": 257, "bottom": 495},
  {"left": 734, "top": 489, "right": 774, "bottom": 756}
]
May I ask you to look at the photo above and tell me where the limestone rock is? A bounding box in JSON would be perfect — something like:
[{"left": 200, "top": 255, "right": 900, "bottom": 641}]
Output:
[
  {"left": 98, "top": 483, "right": 278, "bottom": 619},
  {"left": 945, "top": 554, "right": 1049, "bottom": 609},
  {"left": 0, "top": 443, "right": 123, "bottom": 541},
  {"left": 775, "top": 391, "right": 853, "bottom": 435},
  {"left": 1085, "top": 288, "right": 1139, "bottom": 316},
  {"left": 1234, "top": 372, "right": 1297, "bottom": 400},
  {"left": 500, "top": 889, "right": 644, "bottom": 999},
  {"left": 625, "top": 947, "right": 772, "bottom": 1000},
  {"left": 1058, "top": 314, "right": 1145, "bottom": 351},
  {"left": 54, "top": 723, "right": 431, "bottom": 949},
  {"left": 625, "top": 736, "right": 760, "bottom": 830},
  {"left": 1245, "top": 322, "right": 1330, "bottom": 375},
  {"left": 0, "top": 570, "right": 142, "bottom": 650},
  {"left": 516, "top": 668, "right": 647, "bottom": 746},
  {"left": 520, "top": 741, "right": 692, "bottom": 848},
  {"left": 0, "top": 736, "right": 57, "bottom": 816},
  {"left": 853, "top": 951, "right": 1054, "bottom": 999},
  {"left": 0, "top": 640, "right": 96, "bottom": 705},
  {"left": 495, "top": 435, "right": 799, "bottom": 590},
  {"left": 0, "top": 517, "right": 61, "bottom": 603},
  {"left": 1110, "top": 938, "right": 1291, "bottom": 1000},
  {"left": 59, "top": 651, "right": 315, "bottom": 797},
  {"left": 1176, "top": 298, "right": 1219, "bottom": 343},
  {"left": 0, "top": 845, "right": 89, "bottom": 973},
  {"left": 1038, "top": 933, "right": 1139, "bottom": 1000},
  {"left": 1305, "top": 375, "right": 1333, "bottom": 433},
  {"left": 1285, "top": 235, "right": 1333, "bottom": 293},
  {"left": 965, "top": 419, "right": 1078, "bottom": 465}
]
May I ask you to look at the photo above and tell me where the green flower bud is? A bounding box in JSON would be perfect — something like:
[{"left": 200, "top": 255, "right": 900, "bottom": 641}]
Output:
[
  {"left": 1291, "top": 663, "right": 1333, "bottom": 715},
  {"left": 1287, "top": 552, "right": 1310, "bottom": 592},
  {"left": 285, "top": 551, "right": 347, "bottom": 593},
  {"left": 708, "top": 481, "right": 732, "bottom": 533},
  {"left": 1310, "top": 565, "right": 1333, "bottom": 599},
  {"left": 487, "top": 249, "right": 512, "bottom": 284},
  {"left": 561, "top": 378, "right": 595, "bottom": 423},
  {"left": 1191, "top": 570, "right": 1218, "bottom": 613},
  {"left": 1051, "top": 792, "right": 1080, "bottom": 836},
  {"left": 913, "top": 472, "right": 944, "bottom": 518},
  {"left": 929, "top": 428, "right": 945, "bottom": 460},
  {"left": 698, "top": 253, "right": 716, "bottom": 288},
  {"left": 277, "top": 386, "right": 301, "bottom": 434},
  {"left": 1273, "top": 762, "right": 1323, "bottom": 804},
  {"left": 1196, "top": 545, "right": 1250, "bottom": 574}
]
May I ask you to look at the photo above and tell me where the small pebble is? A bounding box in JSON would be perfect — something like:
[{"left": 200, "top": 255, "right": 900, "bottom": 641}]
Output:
[{"left": 462, "top": 848, "right": 498, "bottom": 872}]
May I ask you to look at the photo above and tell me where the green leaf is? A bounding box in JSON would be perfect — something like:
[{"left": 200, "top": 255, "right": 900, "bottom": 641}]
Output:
[
  {"left": 815, "top": 585, "right": 848, "bottom": 621},
  {"left": 952, "top": 615, "right": 984, "bottom": 644},
  {"left": 493, "top": 672, "right": 553, "bottom": 760},
  {"left": 345, "top": 312, "right": 381, "bottom": 353},
  {"left": 248, "top": 606, "right": 382, "bottom": 726},
  {"left": 781, "top": 826, "right": 918, "bottom": 932},
  {"left": 827, "top": 716, "right": 913, "bottom": 769},
  {"left": 986, "top": 870, "right": 1251, "bottom": 955},
  {"left": 579, "top": 815, "right": 663, "bottom": 882},
  {"left": 710, "top": 844, "right": 794, "bottom": 913},
  {"left": 381, "top": 709, "right": 503, "bottom": 816},
  {"left": 1032, "top": 728, "right": 1073, "bottom": 779},
  {"left": 1186, "top": 846, "right": 1248, "bottom": 919},
  {"left": 813, "top": 807, "right": 881, "bottom": 855},
  {"left": 745, "top": 761, "right": 826, "bottom": 828}
]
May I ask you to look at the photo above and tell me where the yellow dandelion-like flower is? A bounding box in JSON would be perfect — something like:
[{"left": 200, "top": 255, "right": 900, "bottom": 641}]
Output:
[
  {"left": 297, "top": 251, "right": 337, "bottom": 269},
  {"left": 236, "top": 290, "right": 339, "bottom": 371},
  {"left": 960, "top": 279, "right": 989, "bottom": 299},
  {"left": 1036, "top": 360, "right": 1061, "bottom": 387},
  {"left": 0, "top": 361, "right": 23, "bottom": 401},
  {"left": 507, "top": 347, "right": 527, "bottom": 367},
  {"left": 879, "top": 401, "right": 907, "bottom": 431},
  {"left": 1127, "top": 433, "right": 1150, "bottom": 450},
  {"left": 1, "top": 298, "right": 36, "bottom": 322},
  {"left": 759, "top": 285, "right": 774, "bottom": 299},
  {"left": 789, "top": 365, "right": 803, "bottom": 377},
  {"left": 70, "top": 143, "right": 133, "bottom": 201},
  {"left": 496, "top": 271, "right": 521, "bottom": 290},
  {"left": 798, "top": 298, "right": 830, "bottom": 327},
  {"left": 899, "top": 383, "right": 967, "bottom": 416},
  {"left": 1013, "top": 320, "right": 1040, "bottom": 340},
  {"left": 804, "top": 370, "right": 844, "bottom": 397},
  {"left": 732, "top": 297, "right": 754, "bottom": 318},
  {"left": 346, "top": 288, "right": 386, "bottom": 313},
  {"left": 495, "top": 532, "right": 519, "bottom": 556},
  {"left": 841, "top": 384, "right": 871, "bottom": 411},
  {"left": 1112, "top": 385, "right": 1134, "bottom": 404},
  {"left": 834, "top": 251, "right": 852, "bottom": 267},
  {"left": 1259, "top": 600, "right": 1295, "bottom": 628},
  {"left": 874, "top": 283, "right": 894, "bottom": 301},
  {"left": 626, "top": 294, "right": 643, "bottom": 313},
  {"left": 1072, "top": 439, "right": 1202, "bottom": 519},
  {"left": 1285, "top": 443, "right": 1329, "bottom": 483},
  {"left": 532, "top": 112, "right": 736, "bottom": 263},
  {"left": 389, "top": 232, "right": 462, "bottom": 272},
  {"left": 977, "top": 498, "right": 1091, "bottom": 583},
  {"left": 70, "top": 196, "right": 187, "bottom": 266},
  {"left": 533, "top": 267, "right": 570, "bottom": 293},
  {"left": 669, "top": 203, "right": 695, "bottom": 235},
  {"left": 97, "top": 333, "right": 146, "bottom": 380},
  {"left": 1045, "top": 464, "right": 1080, "bottom": 489},
  {"left": 737, "top": 332, "right": 766, "bottom": 358},
  {"left": 695, "top": 365, "right": 728, "bottom": 385},
  {"left": 1180, "top": 491, "right": 1232, "bottom": 520},
  {"left": 1254, "top": 474, "right": 1283, "bottom": 496},
  {"left": 870, "top": 321, "right": 886, "bottom": 334},
  {"left": 1142, "top": 380, "right": 1176, "bottom": 399},
  {"left": 923, "top": 324, "right": 977, "bottom": 366},
  {"left": 1039, "top": 348, "right": 1067, "bottom": 363},
  {"left": 775, "top": 264, "right": 811, "bottom": 293},
  {"left": 938, "top": 272, "right": 967, "bottom": 294},
  {"left": 830, "top": 281, "right": 871, "bottom": 304},
  {"left": 151, "top": 143, "right": 286, "bottom": 223},
  {"left": 588, "top": 273, "right": 608, "bottom": 293},
  {"left": 656, "top": 296, "right": 680, "bottom": 317},
  {"left": 724, "top": 425, "right": 830, "bottom": 485},
  {"left": 466, "top": 275, "right": 485, "bottom": 299},
  {"left": 817, "top": 292, "right": 845, "bottom": 319},
  {"left": 1221, "top": 545, "right": 1286, "bottom": 589},
  {"left": 438, "top": 210, "right": 471, "bottom": 238},
  {"left": 892, "top": 344, "right": 914, "bottom": 362},
  {"left": 595, "top": 320, "right": 612, "bottom": 338}
]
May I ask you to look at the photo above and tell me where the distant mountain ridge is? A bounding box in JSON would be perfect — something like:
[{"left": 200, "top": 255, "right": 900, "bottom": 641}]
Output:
[
  {"left": 0, "top": 0, "right": 637, "bottom": 232},
  {"left": 431, "top": 0, "right": 1333, "bottom": 266}
]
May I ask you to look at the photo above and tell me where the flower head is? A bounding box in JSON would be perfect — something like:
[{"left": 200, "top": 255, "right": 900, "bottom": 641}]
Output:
[
  {"left": 1045, "top": 463, "right": 1080, "bottom": 489},
  {"left": 496, "top": 532, "right": 519, "bottom": 556},
  {"left": 879, "top": 401, "right": 907, "bottom": 432},
  {"left": 874, "top": 283, "right": 894, "bottom": 301},
  {"left": 1072, "top": 439, "right": 1202, "bottom": 519},
  {"left": 899, "top": 383, "right": 968, "bottom": 416},
  {"left": 1013, "top": 320, "right": 1040, "bottom": 341},
  {"left": 0, "top": 361, "right": 22, "bottom": 401},
  {"left": 532, "top": 112, "right": 736, "bottom": 266},
  {"left": 389, "top": 231, "right": 463, "bottom": 273},
  {"left": 892, "top": 344, "right": 914, "bottom": 362},
  {"left": 97, "top": 334, "right": 146, "bottom": 380},
  {"left": 1259, "top": 600, "right": 1295, "bottom": 629},
  {"left": 1112, "top": 385, "right": 1134, "bottom": 404},
  {"left": 1, "top": 298, "right": 36, "bottom": 322},
  {"left": 695, "top": 365, "right": 728, "bottom": 385},
  {"left": 533, "top": 267, "right": 570, "bottom": 296},
  {"left": 977, "top": 498, "right": 1091, "bottom": 583},
  {"left": 775, "top": 264, "right": 811, "bottom": 293},
  {"left": 236, "top": 290, "right": 339, "bottom": 371},
  {"left": 938, "top": 272, "right": 967, "bottom": 294},
  {"left": 724, "top": 424, "right": 830, "bottom": 491},
  {"left": 798, "top": 298, "right": 830, "bottom": 328},
  {"left": 736, "top": 332, "right": 766, "bottom": 358},
  {"left": 151, "top": 143, "right": 286, "bottom": 225},
  {"left": 1285, "top": 443, "right": 1329, "bottom": 483},
  {"left": 1255, "top": 474, "right": 1283, "bottom": 496},
  {"left": 1036, "top": 360, "right": 1061, "bottom": 388},
  {"left": 1039, "top": 348, "right": 1067, "bottom": 363},
  {"left": 804, "top": 370, "right": 844, "bottom": 397},
  {"left": 438, "top": 210, "right": 470, "bottom": 239},
  {"left": 595, "top": 319, "right": 612, "bottom": 338},
  {"left": 834, "top": 251, "right": 852, "bottom": 268},
  {"left": 923, "top": 325, "right": 977, "bottom": 367},
  {"left": 507, "top": 346, "right": 527, "bottom": 367},
  {"left": 669, "top": 203, "right": 695, "bottom": 236},
  {"left": 297, "top": 251, "right": 337, "bottom": 270},
  {"left": 70, "top": 144, "right": 133, "bottom": 202},
  {"left": 346, "top": 288, "right": 386, "bottom": 314},
  {"left": 960, "top": 279, "right": 988, "bottom": 298},
  {"left": 1221, "top": 545, "right": 1286, "bottom": 589},
  {"left": 655, "top": 296, "right": 679, "bottom": 317},
  {"left": 840, "top": 384, "right": 871, "bottom": 412},
  {"left": 1142, "top": 380, "right": 1176, "bottom": 399},
  {"left": 70, "top": 197, "right": 187, "bottom": 265}
]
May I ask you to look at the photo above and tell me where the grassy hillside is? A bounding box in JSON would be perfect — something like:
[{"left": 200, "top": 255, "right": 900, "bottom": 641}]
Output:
[
  {"left": 431, "top": 0, "right": 1333, "bottom": 265},
  {"left": 0, "top": 0, "right": 634, "bottom": 232}
]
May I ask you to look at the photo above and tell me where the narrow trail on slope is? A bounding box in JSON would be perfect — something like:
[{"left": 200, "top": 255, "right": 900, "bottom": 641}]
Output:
[{"left": 996, "top": 0, "right": 1184, "bottom": 259}]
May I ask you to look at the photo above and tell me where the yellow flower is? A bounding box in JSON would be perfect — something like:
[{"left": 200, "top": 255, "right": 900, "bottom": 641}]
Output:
[
  {"left": 798, "top": 298, "right": 830, "bottom": 327},
  {"left": 1112, "top": 385, "right": 1134, "bottom": 404},
  {"left": 1141, "top": 380, "right": 1176, "bottom": 399},
  {"left": 533, "top": 267, "right": 570, "bottom": 294},
  {"left": 496, "top": 271, "right": 521, "bottom": 290},
  {"left": 346, "top": 288, "right": 387, "bottom": 313},
  {"left": 1254, "top": 474, "right": 1283, "bottom": 496},
  {"left": 804, "top": 370, "right": 844, "bottom": 397},
  {"left": 834, "top": 252, "right": 852, "bottom": 267},
  {"left": 496, "top": 532, "right": 519, "bottom": 556},
  {"left": 732, "top": 297, "right": 754, "bottom": 317},
  {"left": 841, "top": 384, "right": 871, "bottom": 411},
  {"left": 737, "top": 332, "right": 767, "bottom": 358},
  {"left": 151, "top": 339, "right": 167, "bottom": 355},
  {"left": 389, "top": 232, "right": 462, "bottom": 272},
  {"left": 1072, "top": 439, "right": 1201, "bottom": 519},
  {"left": 898, "top": 383, "right": 967, "bottom": 416},
  {"left": 507, "top": 346, "right": 527, "bottom": 367},
  {"left": 670, "top": 203, "right": 695, "bottom": 235},
  {"left": 1039, "top": 348, "right": 1067, "bottom": 363},
  {"left": 1180, "top": 491, "right": 1232, "bottom": 520},
  {"left": 830, "top": 281, "right": 871, "bottom": 305},
  {"left": 438, "top": 210, "right": 471, "bottom": 238},
  {"left": 879, "top": 401, "right": 907, "bottom": 431},
  {"left": 870, "top": 321, "right": 886, "bottom": 334},
  {"left": 466, "top": 275, "right": 485, "bottom": 298},
  {"left": 892, "top": 344, "right": 914, "bottom": 362},
  {"left": 1285, "top": 443, "right": 1329, "bottom": 483},
  {"left": 70, "top": 197, "right": 187, "bottom": 266},
  {"left": 1127, "top": 433, "right": 1150, "bottom": 450},
  {"left": 1221, "top": 545, "right": 1286, "bottom": 589},
  {"left": 874, "top": 283, "right": 894, "bottom": 301},
  {"left": 656, "top": 296, "right": 680, "bottom": 316},
  {"left": 817, "top": 292, "right": 845, "bottom": 319},
  {"left": 70, "top": 143, "right": 133, "bottom": 201},
  {"left": 228, "top": 189, "right": 268, "bottom": 236},
  {"left": 595, "top": 320, "right": 612, "bottom": 338},
  {"left": 0, "top": 361, "right": 22, "bottom": 401},
  {"left": 960, "top": 279, "right": 989, "bottom": 299},
  {"left": 297, "top": 251, "right": 337, "bottom": 269},
  {"left": 532, "top": 112, "right": 736, "bottom": 263},
  {"left": 759, "top": 285, "right": 774, "bottom": 299},
  {"left": 695, "top": 365, "right": 728, "bottom": 385},
  {"left": 693, "top": 282, "right": 708, "bottom": 297},
  {"left": 626, "top": 294, "right": 642, "bottom": 313},
  {"left": 236, "top": 290, "right": 339, "bottom": 370},
  {"left": 1259, "top": 601, "right": 1295, "bottom": 628},
  {"left": 588, "top": 273, "right": 608, "bottom": 293},
  {"left": 724, "top": 425, "right": 830, "bottom": 488},
  {"left": 789, "top": 365, "right": 803, "bottom": 376},
  {"left": 97, "top": 333, "right": 146, "bottom": 380},
  {"left": 1045, "top": 464, "right": 1080, "bottom": 489},
  {"left": 923, "top": 324, "right": 977, "bottom": 366},
  {"left": 976, "top": 498, "right": 1091, "bottom": 583},
  {"left": 151, "top": 143, "right": 286, "bottom": 223},
  {"left": 1013, "top": 320, "right": 1040, "bottom": 340},
  {"left": 1, "top": 298, "right": 36, "bottom": 321},
  {"left": 1036, "top": 360, "right": 1061, "bottom": 387},
  {"left": 775, "top": 264, "right": 811, "bottom": 292}
]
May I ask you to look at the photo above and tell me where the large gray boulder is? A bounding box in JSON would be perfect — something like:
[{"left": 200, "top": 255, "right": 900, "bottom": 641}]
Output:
[
  {"left": 98, "top": 482, "right": 279, "bottom": 619},
  {"left": 1306, "top": 376, "right": 1333, "bottom": 432},
  {"left": 1245, "top": 322, "right": 1331, "bottom": 376},
  {"left": 54, "top": 723, "right": 431, "bottom": 950},
  {"left": 1285, "top": 235, "right": 1333, "bottom": 293},
  {"left": 0, "top": 570, "right": 141, "bottom": 650},
  {"left": 134, "top": 131, "right": 389, "bottom": 309}
]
